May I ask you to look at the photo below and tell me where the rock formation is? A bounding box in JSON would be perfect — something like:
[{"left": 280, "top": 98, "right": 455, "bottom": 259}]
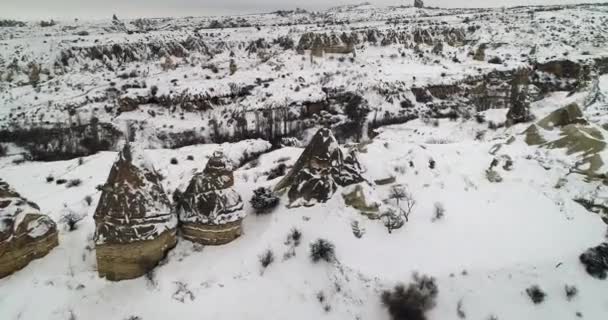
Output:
[
  {"left": 524, "top": 103, "right": 606, "bottom": 179},
  {"left": 414, "top": 0, "right": 424, "bottom": 8},
  {"left": 275, "top": 128, "right": 364, "bottom": 207},
  {"left": 0, "top": 179, "right": 58, "bottom": 278},
  {"left": 94, "top": 143, "right": 177, "bottom": 281},
  {"left": 506, "top": 69, "right": 533, "bottom": 126},
  {"left": 178, "top": 151, "right": 246, "bottom": 245}
]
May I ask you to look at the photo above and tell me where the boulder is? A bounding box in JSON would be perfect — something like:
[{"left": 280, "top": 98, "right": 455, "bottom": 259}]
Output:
[
  {"left": 178, "top": 151, "right": 246, "bottom": 245},
  {"left": 523, "top": 104, "right": 607, "bottom": 179},
  {"left": 94, "top": 143, "right": 177, "bottom": 281},
  {"left": 342, "top": 184, "right": 381, "bottom": 218},
  {"left": 275, "top": 128, "right": 364, "bottom": 207},
  {"left": 537, "top": 103, "right": 587, "bottom": 130},
  {"left": 414, "top": 0, "right": 424, "bottom": 8},
  {"left": 0, "top": 179, "right": 58, "bottom": 279}
]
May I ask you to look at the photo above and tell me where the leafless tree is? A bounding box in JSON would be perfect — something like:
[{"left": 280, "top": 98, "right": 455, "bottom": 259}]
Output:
[{"left": 389, "top": 185, "right": 416, "bottom": 221}]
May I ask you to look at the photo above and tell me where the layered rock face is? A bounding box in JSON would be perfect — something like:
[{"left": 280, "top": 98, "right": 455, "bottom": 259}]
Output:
[
  {"left": 178, "top": 151, "right": 246, "bottom": 245},
  {"left": 275, "top": 128, "right": 364, "bottom": 206},
  {"left": 94, "top": 144, "right": 177, "bottom": 281},
  {"left": 0, "top": 179, "right": 58, "bottom": 278}
]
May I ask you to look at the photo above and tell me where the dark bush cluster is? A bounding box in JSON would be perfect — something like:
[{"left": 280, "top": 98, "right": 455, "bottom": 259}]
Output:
[
  {"left": 579, "top": 242, "right": 608, "bottom": 279},
  {"left": 250, "top": 187, "right": 280, "bottom": 214},
  {"left": 381, "top": 273, "right": 439, "bottom": 320},
  {"left": 259, "top": 249, "right": 274, "bottom": 269},
  {"left": 267, "top": 163, "right": 287, "bottom": 180},
  {"left": 66, "top": 179, "right": 82, "bottom": 188},
  {"left": 286, "top": 228, "right": 302, "bottom": 246},
  {"left": 310, "top": 238, "right": 335, "bottom": 263},
  {"left": 565, "top": 285, "right": 578, "bottom": 301},
  {"left": 526, "top": 285, "right": 546, "bottom": 304}
]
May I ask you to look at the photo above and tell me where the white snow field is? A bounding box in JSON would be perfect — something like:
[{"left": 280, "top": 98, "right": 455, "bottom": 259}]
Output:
[
  {"left": 1, "top": 89, "right": 608, "bottom": 319},
  {"left": 1, "top": 2, "right": 608, "bottom": 320}
]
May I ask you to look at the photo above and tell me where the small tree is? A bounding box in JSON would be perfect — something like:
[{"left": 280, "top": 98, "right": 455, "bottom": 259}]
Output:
[
  {"left": 60, "top": 206, "right": 85, "bottom": 231},
  {"left": 229, "top": 59, "right": 237, "bottom": 75},
  {"left": 389, "top": 185, "right": 416, "bottom": 221},
  {"left": 380, "top": 207, "right": 404, "bottom": 234},
  {"left": 343, "top": 94, "right": 370, "bottom": 142}
]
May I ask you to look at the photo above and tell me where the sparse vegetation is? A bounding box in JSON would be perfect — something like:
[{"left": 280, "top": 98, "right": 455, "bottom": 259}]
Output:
[
  {"left": 310, "top": 238, "right": 335, "bottom": 263},
  {"left": 432, "top": 202, "right": 445, "bottom": 222},
  {"left": 259, "top": 249, "right": 275, "bottom": 270},
  {"left": 66, "top": 179, "right": 82, "bottom": 188},
  {"left": 250, "top": 187, "right": 280, "bottom": 214},
  {"left": 579, "top": 242, "right": 608, "bottom": 279},
  {"left": 565, "top": 285, "right": 578, "bottom": 301},
  {"left": 526, "top": 285, "right": 546, "bottom": 304},
  {"left": 381, "top": 273, "right": 439, "bottom": 320},
  {"left": 60, "top": 207, "right": 85, "bottom": 231}
]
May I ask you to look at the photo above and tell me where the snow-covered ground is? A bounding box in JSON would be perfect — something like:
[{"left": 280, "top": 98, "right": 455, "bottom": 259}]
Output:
[
  {"left": 2, "top": 3, "right": 608, "bottom": 320},
  {"left": 1, "top": 88, "right": 608, "bottom": 319}
]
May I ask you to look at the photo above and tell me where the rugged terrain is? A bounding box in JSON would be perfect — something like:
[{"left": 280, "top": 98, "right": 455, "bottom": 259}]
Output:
[{"left": 1, "top": 2, "right": 608, "bottom": 320}]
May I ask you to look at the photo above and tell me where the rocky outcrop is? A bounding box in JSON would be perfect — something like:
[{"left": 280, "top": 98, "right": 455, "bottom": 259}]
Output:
[
  {"left": 342, "top": 183, "right": 380, "bottom": 218},
  {"left": 0, "top": 121, "right": 122, "bottom": 161},
  {"left": 297, "top": 27, "right": 465, "bottom": 55},
  {"left": 0, "top": 179, "right": 58, "bottom": 278},
  {"left": 94, "top": 143, "right": 177, "bottom": 281},
  {"left": 57, "top": 35, "right": 211, "bottom": 71},
  {"left": 297, "top": 32, "right": 356, "bottom": 57},
  {"left": 178, "top": 151, "right": 246, "bottom": 245},
  {"left": 506, "top": 69, "right": 533, "bottom": 126},
  {"left": 275, "top": 128, "right": 364, "bottom": 207},
  {"left": 524, "top": 103, "right": 607, "bottom": 179}
]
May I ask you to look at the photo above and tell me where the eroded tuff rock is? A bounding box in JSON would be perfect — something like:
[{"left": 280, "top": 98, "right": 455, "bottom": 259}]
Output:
[
  {"left": 0, "top": 179, "right": 58, "bottom": 278},
  {"left": 524, "top": 103, "right": 607, "bottom": 179},
  {"left": 94, "top": 143, "right": 177, "bottom": 281},
  {"left": 57, "top": 35, "right": 210, "bottom": 71},
  {"left": 275, "top": 128, "right": 364, "bottom": 207},
  {"left": 178, "top": 151, "right": 246, "bottom": 245}
]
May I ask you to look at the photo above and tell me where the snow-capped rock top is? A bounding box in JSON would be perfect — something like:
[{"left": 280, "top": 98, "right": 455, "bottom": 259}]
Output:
[
  {"left": 178, "top": 150, "right": 245, "bottom": 225},
  {"left": 93, "top": 143, "right": 177, "bottom": 245},
  {"left": 276, "top": 128, "right": 364, "bottom": 206},
  {"left": 0, "top": 179, "right": 56, "bottom": 242}
]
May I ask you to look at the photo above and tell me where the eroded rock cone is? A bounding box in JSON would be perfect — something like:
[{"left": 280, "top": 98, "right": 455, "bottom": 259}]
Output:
[
  {"left": 275, "top": 128, "right": 364, "bottom": 207},
  {"left": 0, "top": 179, "right": 58, "bottom": 278},
  {"left": 94, "top": 143, "right": 177, "bottom": 281},
  {"left": 178, "top": 151, "right": 245, "bottom": 245}
]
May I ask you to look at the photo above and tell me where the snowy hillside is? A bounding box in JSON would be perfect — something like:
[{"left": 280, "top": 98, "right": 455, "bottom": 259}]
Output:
[{"left": 1, "top": 2, "right": 608, "bottom": 320}]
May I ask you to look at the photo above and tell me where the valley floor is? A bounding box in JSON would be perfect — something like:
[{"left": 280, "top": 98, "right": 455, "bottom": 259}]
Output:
[{"left": 1, "top": 90, "right": 607, "bottom": 320}]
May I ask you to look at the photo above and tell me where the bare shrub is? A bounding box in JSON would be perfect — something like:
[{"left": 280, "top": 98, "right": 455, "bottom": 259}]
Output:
[
  {"left": 381, "top": 273, "right": 439, "bottom": 320},
  {"left": 66, "top": 179, "right": 82, "bottom": 188},
  {"left": 60, "top": 207, "right": 85, "bottom": 231},
  {"left": 565, "top": 285, "right": 578, "bottom": 301},
  {"left": 526, "top": 285, "right": 546, "bottom": 304},
  {"left": 286, "top": 228, "right": 302, "bottom": 247},
  {"left": 84, "top": 195, "right": 93, "bottom": 206},
  {"left": 259, "top": 249, "right": 275, "bottom": 270},
  {"left": 310, "top": 239, "right": 335, "bottom": 263},
  {"left": 388, "top": 185, "right": 416, "bottom": 221},
  {"left": 432, "top": 202, "right": 445, "bottom": 222}
]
